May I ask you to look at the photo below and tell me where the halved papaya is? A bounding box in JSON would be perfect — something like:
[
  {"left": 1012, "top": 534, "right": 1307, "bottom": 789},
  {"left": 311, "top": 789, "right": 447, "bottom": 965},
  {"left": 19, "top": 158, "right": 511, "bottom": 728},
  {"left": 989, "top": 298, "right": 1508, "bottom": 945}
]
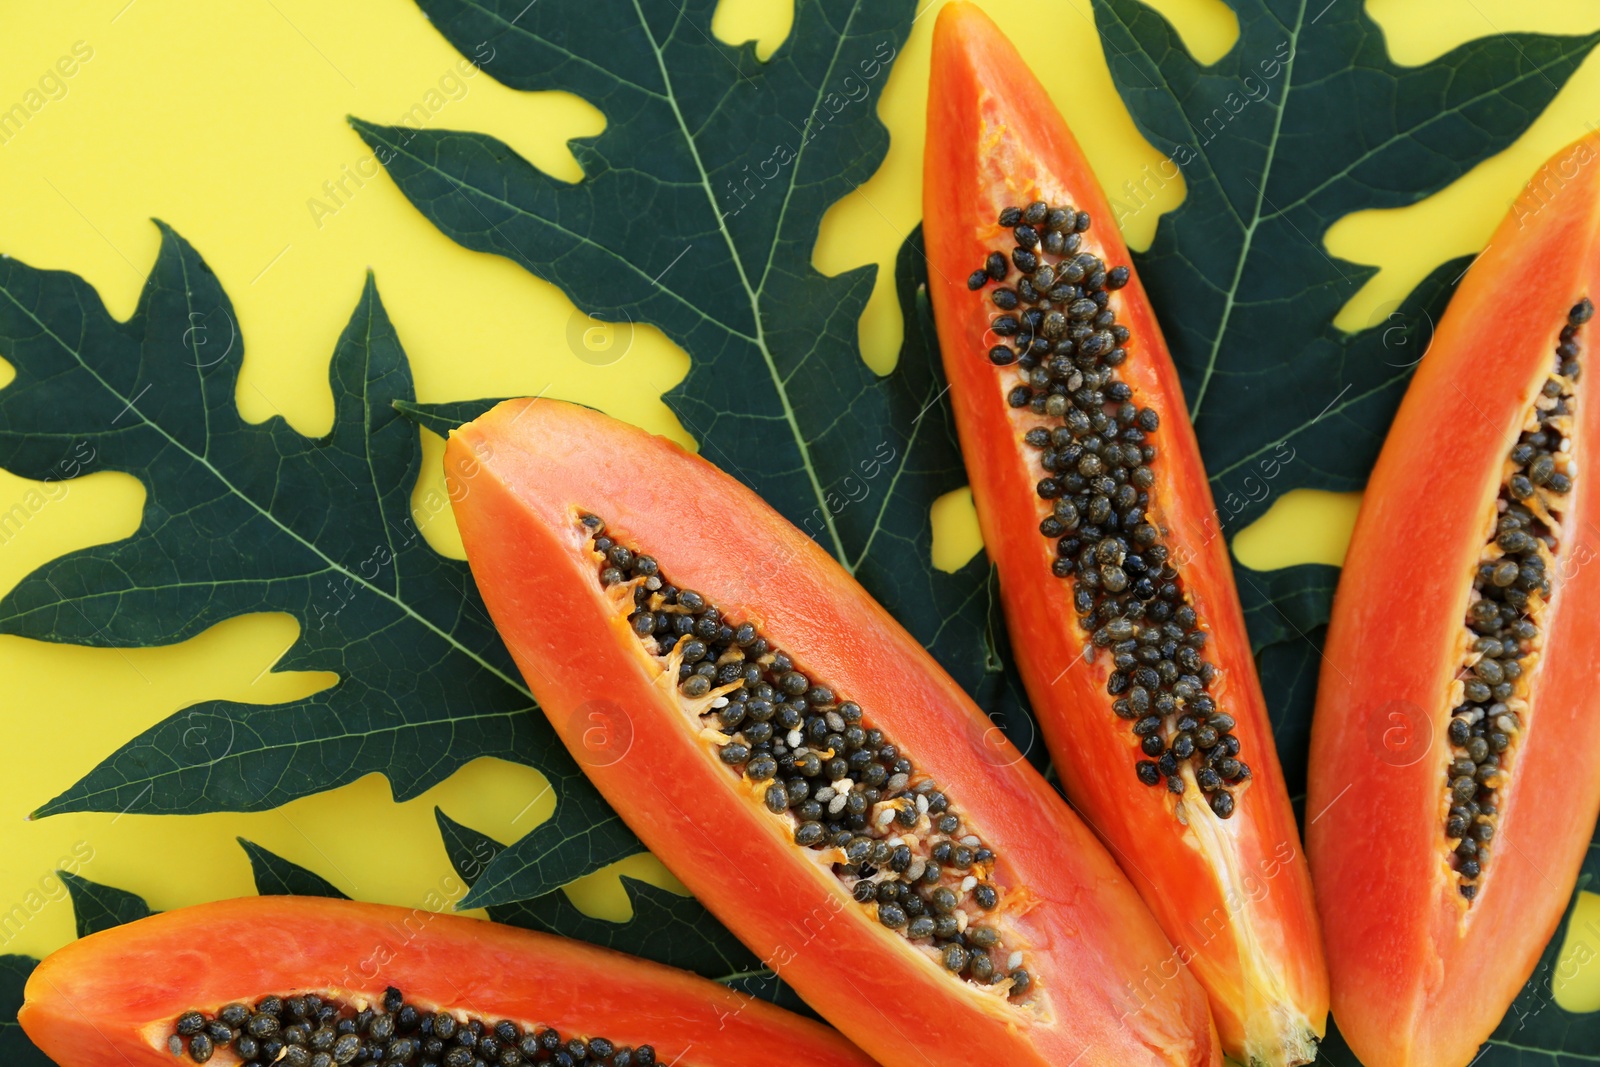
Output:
[
  {"left": 1308, "top": 132, "right": 1600, "bottom": 1067},
  {"left": 19, "top": 895, "right": 872, "bottom": 1067},
  {"left": 443, "top": 398, "right": 1221, "bottom": 1066},
  {"left": 921, "top": 6, "right": 1327, "bottom": 1065}
]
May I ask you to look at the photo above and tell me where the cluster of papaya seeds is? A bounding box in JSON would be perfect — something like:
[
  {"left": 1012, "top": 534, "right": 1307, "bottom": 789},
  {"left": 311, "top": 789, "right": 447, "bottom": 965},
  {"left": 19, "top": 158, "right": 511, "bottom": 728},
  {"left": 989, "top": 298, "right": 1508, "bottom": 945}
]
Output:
[
  {"left": 587, "top": 513, "right": 1032, "bottom": 998},
  {"left": 167, "top": 988, "right": 653, "bottom": 1067},
  {"left": 963, "top": 198, "right": 1248, "bottom": 819},
  {"left": 1444, "top": 297, "right": 1586, "bottom": 900}
]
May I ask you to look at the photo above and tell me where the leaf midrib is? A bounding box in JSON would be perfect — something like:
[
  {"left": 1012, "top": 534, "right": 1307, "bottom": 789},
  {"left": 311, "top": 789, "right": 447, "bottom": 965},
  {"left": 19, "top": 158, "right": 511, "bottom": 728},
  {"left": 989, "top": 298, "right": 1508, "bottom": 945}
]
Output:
[
  {"left": 715, "top": 966, "right": 778, "bottom": 984},
  {"left": 51, "top": 703, "right": 532, "bottom": 812},
  {"left": 1487, "top": 1036, "right": 1600, "bottom": 1063},
  {"left": 175, "top": 241, "right": 214, "bottom": 458},
  {"left": 0, "top": 277, "right": 533, "bottom": 704},
  {"left": 1187, "top": 0, "right": 1305, "bottom": 423},
  {"left": 354, "top": 283, "right": 403, "bottom": 598},
  {"left": 1261, "top": 42, "right": 1600, "bottom": 226},
  {"left": 629, "top": 0, "right": 859, "bottom": 567},
  {"left": 1205, "top": 365, "right": 1411, "bottom": 483},
  {"left": 458, "top": 0, "right": 670, "bottom": 102},
  {"left": 851, "top": 375, "right": 943, "bottom": 574},
  {"left": 348, "top": 124, "right": 761, "bottom": 347}
]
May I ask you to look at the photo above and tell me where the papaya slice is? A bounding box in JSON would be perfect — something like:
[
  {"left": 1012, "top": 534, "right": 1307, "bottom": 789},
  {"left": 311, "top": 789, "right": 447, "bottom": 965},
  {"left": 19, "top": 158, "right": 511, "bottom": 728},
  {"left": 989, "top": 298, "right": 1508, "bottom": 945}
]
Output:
[
  {"left": 19, "top": 895, "right": 873, "bottom": 1067},
  {"left": 442, "top": 397, "right": 1221, "bottom": 1067},
  {"left": 920, "top": 5, "right": 1327, "bottom": 1065},
  {"left": 1308, "top": 131, "right": 1600, "bottom": 1067}
]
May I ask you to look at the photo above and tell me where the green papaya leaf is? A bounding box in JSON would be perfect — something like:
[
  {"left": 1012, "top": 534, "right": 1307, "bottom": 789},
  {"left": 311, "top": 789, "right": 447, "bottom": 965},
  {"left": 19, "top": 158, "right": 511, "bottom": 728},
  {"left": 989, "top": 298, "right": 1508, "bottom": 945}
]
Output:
[
  {"left": 1096, "top": 0, "right": 1599, "bottom": 536},
  {"left": 238, "top": 838, "right": 349, "bottom": 898},
  {"left": 59, "top": 872, "right": 153, "bottom": 938},
  {"left": 0, "top": 956, "right": 54, "bottom": 1067},
  {"left": 1094, "top": 0, "right": 1597, "bottom": 772},
  {"left": 0, "top": 228, "right": 637, "bottom": 896},
  {"left": 455, "top": 794, "right": 646, "bottom": 911},
  {"left": 1094, "top": 0, "right": 1600, "bottom": 696}
]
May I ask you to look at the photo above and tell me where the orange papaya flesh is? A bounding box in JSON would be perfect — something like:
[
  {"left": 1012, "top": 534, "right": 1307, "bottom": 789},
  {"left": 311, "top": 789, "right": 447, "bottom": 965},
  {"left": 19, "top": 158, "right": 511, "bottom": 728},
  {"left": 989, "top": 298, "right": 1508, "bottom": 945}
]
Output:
[
  {"left": 443, "top": 397, "right": 1222, "bottom": 1067},
  {"left": 921, "top": 5, "right": 1327, "bottom": 1065},
  {"left": 18, "top": 895, "right": 874, "bottom": 1067},
  {"left": 1308, "top": 130, "right": 1600, "bottom": 1067}
]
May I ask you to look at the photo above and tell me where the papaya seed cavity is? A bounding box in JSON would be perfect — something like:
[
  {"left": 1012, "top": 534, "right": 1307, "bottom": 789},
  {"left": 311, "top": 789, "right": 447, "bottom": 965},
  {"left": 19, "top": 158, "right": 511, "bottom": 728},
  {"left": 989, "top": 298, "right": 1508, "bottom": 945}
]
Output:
[
  {"left": 584, "top": 516, "right": 1034, "bottom": 1001},
  {"left": 1447, "top": 296, "right": 1587, "bottom": 902},
  {"left": 169, "top": 987, "right": 651, "bottom": 1067},
  {"left": 971, "top": 200, "right": 1246, "bottom": 818}
]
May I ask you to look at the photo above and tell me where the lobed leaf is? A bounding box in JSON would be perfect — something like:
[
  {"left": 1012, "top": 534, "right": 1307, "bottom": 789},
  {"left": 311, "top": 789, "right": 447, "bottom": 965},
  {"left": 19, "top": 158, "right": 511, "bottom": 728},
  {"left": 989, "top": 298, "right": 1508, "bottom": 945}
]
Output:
[
  {"left": 0, "top": 229, "right": 636, "bottom": 888},
  {"left": 238, "top": 838, "right": 350, "bottom": 899},
  {"left": 1095, "top": 0, "right": 1599, "bottom": 535},
  {"left": 0, "top": 956, "right": 53, "bottom": 1067},
  {"left": 59, "top": 871, "right": 153, "bottom": 938}
]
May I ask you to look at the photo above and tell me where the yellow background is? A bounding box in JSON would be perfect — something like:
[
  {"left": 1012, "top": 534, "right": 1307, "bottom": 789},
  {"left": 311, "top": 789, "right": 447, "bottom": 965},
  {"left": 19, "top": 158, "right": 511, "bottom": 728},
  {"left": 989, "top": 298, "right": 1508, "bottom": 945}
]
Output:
[{"left": 2, "top": 0, "right": 1598, "bottom": 1019}]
